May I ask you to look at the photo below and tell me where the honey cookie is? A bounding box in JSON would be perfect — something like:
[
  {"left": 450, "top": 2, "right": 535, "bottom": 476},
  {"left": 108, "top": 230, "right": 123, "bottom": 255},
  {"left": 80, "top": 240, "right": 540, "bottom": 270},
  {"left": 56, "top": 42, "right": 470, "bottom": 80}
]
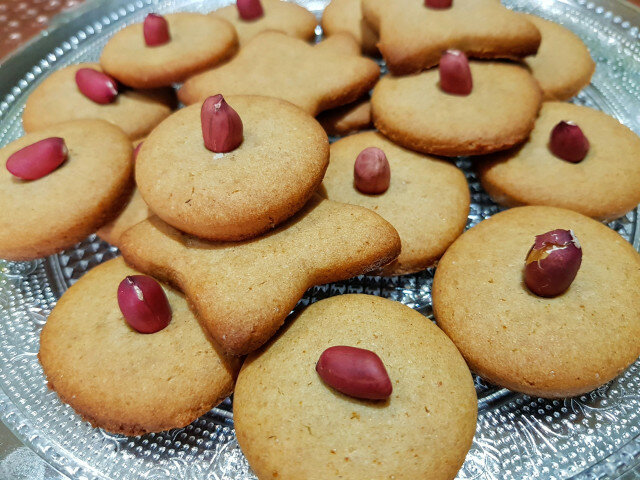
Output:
[
  {"left": 39, "top": 257, "right": 241, "bottom": 436},
  {"left": 321, "top": 131, "right": 469, "bottom": 275},
  {"left": 322, "top": 0, "right": 378, "bottom": 55},
  {"left": 178, "top": 31, "right": 379, "bottom": 116},
  {"left": 97, "top": 188, "right": 152, "bottom": 248},
  {"left": 317, "top": 98, "right": 372, "bottom": 136},
  {"left": 119, "top": 196, "right": 401, "bottom": 355},
  {"left": 362, "top": 0, "right": 541, "bottom": 74},
  {"left": 23, "top": 63, "right": 175, "bottom": 141},
  {"left": 135, "top": 95, "right": 329, "bottom": 241},
  {"left": 234, "top": 294, "right": 477, "bottom": 480},
  {"left": 211, "top": 0, "right": 317, "bottom": 46},
  {"left": 100, "top": 12, "right": 238, "bottom": 89},
  {"left": 477, "top": 102, "right": 640, "bottom": 221},
  {"left": 372, "top": 59, "right": 542, "bottom": 156},
  {"left": 0, "top": 120, "right": 133, "bottom": 260},
  {"left": 522, "top": 15, "right": 595, "bottom": 101},
  {"left": 432, "top": 206, "right": 640, "bottom": 398}
]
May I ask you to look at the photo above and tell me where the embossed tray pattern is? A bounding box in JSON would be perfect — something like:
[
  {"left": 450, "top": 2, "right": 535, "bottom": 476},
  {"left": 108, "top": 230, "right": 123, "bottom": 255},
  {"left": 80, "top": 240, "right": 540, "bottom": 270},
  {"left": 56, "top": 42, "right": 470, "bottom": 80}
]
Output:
[{"left": 0, "top": 0, "right": 640, "bottom": 478}]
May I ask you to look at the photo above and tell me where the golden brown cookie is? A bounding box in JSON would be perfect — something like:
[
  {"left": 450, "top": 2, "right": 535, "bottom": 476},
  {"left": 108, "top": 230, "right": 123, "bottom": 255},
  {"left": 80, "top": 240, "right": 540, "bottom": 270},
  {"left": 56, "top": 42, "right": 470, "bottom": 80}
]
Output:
[
  {"left": 0, "top": 120, "right": 133, "bottom": 260},
  {"left": 362, "top": 0, "right": 541, "bottom": 74},
  {"left": 317, "top": 98, "right": 372, "bottom": 136},
  {"left": 234, "top": 294, "right": 478, "bottom": 480},
  {"left": 39, "top": 257, "right": 241, "bottom": 436},
  {"left": 178, "top": 31, "right": 380, "bottom": 115},
  {"left": 523, "top": 15, "right": 595, "bottom": 101},
  {"left": 322, "top": 0, "right": 378, "bottom": 55},
  {"left": 372, "top": 61, "right": 542, "bottom": 156},
  {"left": 97, "top": 188, "right": 152, "bottom": 247},
  {"left": 211, "top": 0, "right": 317, "bottom": 46},
  {"left": 477, "top": 102, "right": 640, "bottom": 221},
  {"left": 321, "top": 131, "right": 469, "bottom": 275},
  {"left": 100, "top": 13, "right": 238, "bottom": 89},
  {"left": 432, "top": 206, "right": 640, "bottom": 398},
  {"left": 135, "top": 95, "right": 329, "bottom": 241},
  {"left": 22, "top": 63, "right": 175, "bottom": 141},
  {"left": 119, "top": 196, "right": 401, "bottom": 355}
]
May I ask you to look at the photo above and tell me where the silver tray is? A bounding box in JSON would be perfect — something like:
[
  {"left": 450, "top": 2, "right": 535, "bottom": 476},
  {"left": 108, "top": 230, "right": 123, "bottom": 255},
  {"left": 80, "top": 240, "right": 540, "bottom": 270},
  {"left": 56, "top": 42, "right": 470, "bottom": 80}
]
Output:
[{"left": 1, "top": 0, "right": 640, "bottom": 478}]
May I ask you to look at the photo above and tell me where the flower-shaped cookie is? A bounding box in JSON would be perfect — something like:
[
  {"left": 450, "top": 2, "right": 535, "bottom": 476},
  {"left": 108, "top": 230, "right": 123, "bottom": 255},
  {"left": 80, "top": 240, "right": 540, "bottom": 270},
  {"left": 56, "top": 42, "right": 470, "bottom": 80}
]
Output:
[
  {"left": 362, "top": 0, "right": 541, "bottom": 74},
  {"left": 178, "top": 32, "right": 379, "bottom": 116}
]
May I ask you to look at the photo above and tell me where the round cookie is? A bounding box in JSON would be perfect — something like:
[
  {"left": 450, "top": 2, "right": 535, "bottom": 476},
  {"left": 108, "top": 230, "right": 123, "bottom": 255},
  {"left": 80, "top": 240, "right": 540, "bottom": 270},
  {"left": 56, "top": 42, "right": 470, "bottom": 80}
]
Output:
[
  {"left": 135, "top": 95, "right": 329, "bottom": 241},
  {"left": 97, "top": 188, "right": 152, "bottom": 248},
  {"left": 371, "top": 61, "right": 542, "bottom": 156},
  {"left": 39, "top": 257, "right": 242, "bottom": 436},
  {"left": 317, "top": 98, "right": 372, "bottom": 136},
  {"left": 234, "top": 294, "right": 477, "bottom": 480},
  {"left": 477, "top": 102, "right": 640, "bottom": 221},
  {"left": 22, "top": 63, "right": 175, "bottom": 141},
  {"left": 100, "top": 12, "right": 238, "bottom": 89},
  {"left": 322, "top": 0, "right": 378, "bottom": 55},
  {"left": 212, "top": 0, "right": 317, "bottom": 46},
  {"left": 432, "top": 206, "right": 640, "bottom": 398},
  {"left": 321, "top": 131, "right": 469, "bottom": 275},
  {"left": 523, "top": 14, "right": 595, "bottom": 101},
  {"left": 0, "top": 120, "right": 133, "bottom": 260}
]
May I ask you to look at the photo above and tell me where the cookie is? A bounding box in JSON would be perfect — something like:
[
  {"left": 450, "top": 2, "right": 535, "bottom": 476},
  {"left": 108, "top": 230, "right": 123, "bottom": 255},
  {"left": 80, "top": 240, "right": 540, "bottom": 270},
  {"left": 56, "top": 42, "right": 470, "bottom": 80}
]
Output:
[
  {"left": 372, "top": 61, "right": 542, "bottom": 156},
  {"left": 119, "top": 195, "right": 401, "bottom": 355},
  {"left": 211, "top": 0, "right": 317, "bottom": 46},
  {"left": 135, "top": 95, "right": 329, "bottom": 241},
  {"left": 97, "top": 188, "right": 152, "bottom": 247},
  {"left": 39, "top": 257, "right": 241, "bottom": 436},
  {"left": 322, "top": 0, "right": 378, "bottom": 55},
  {"left": 477, "top": 102, "right": 640, "bottom": 221},
  {"left": 317, "top": 97, "right": 372, "bottom": 136},
  {"left": 234, "top": 294, "right": 477, "bottom": 480},
  {"left": 432, "top": 206, "right": 640, "bottom": 398},
  {"left": 362, "top": 0, "right": 541, "bottom": 75},
  {"left": 23, "top": 63, "right": 175, "bottom": 140},
  {"left": 100, "top": 12, "right": 238, "bottom": 89},
  {"left": 321, "top": 131, "right": 469, "bottom": 275},
  {"left": 178, "top": 31, "right": 380, "bottom": 116},
  {"left": 522, "top": 14, "right": 595, "bottom": 101},
  {"left": 0, "top": 120, "right": 133, "bottom": 260}
]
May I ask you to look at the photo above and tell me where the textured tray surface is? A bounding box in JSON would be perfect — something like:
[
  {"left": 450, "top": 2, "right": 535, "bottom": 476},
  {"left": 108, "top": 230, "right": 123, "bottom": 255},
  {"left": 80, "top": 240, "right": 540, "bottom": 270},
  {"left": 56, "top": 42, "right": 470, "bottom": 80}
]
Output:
[{"left": 0, "top": 0, "right": 640, "bottom": 479}]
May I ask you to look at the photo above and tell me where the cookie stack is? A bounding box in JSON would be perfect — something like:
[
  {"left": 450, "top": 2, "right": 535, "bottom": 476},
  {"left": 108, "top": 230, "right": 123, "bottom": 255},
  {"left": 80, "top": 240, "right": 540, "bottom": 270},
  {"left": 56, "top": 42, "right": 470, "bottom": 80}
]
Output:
[{"left": 1, "top": 0, "right": 639, "bottom": 478}]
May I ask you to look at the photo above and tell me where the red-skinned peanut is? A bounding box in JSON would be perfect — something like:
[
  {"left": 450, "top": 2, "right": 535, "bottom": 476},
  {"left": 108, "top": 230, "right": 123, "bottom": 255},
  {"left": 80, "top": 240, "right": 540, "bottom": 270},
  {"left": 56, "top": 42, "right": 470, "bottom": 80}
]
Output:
[
  {"left": 425, "top": 0, "right": 452, "bottom": 8},
  {"left": 316, "top": 346, "right": 393, "bottom": 400},
  {"left": 354, "top": 147, "right": 390, "bottom": 194},
  {"left": 75, "top": 68, "right": 118, "bottom": 104},
  {"left": 117, "top": 275, "right": 172, "bottom": 334},
  {"left": 133, "top": 142, "right": 143, "bottom": 162},
  {"left": 6, "top": 137, "right": 68, "bottom": 180},
  {"left": 237, "top": 0, "right": 264, "bottom": 20},
  {"left": 201, "top": 94, "right": 244, "bottom": 153},
  {"left": 549, "top": 121, "right": 590, "bottom": 163},
  {"left": 524, "top": 229, "right": 582, "bottom": 297},
  {"left": 440, "top": 50, "right": 472, "bottom": 95},
  {"left": 143, "top": 13, "right": 171, "bottom": 46}
]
